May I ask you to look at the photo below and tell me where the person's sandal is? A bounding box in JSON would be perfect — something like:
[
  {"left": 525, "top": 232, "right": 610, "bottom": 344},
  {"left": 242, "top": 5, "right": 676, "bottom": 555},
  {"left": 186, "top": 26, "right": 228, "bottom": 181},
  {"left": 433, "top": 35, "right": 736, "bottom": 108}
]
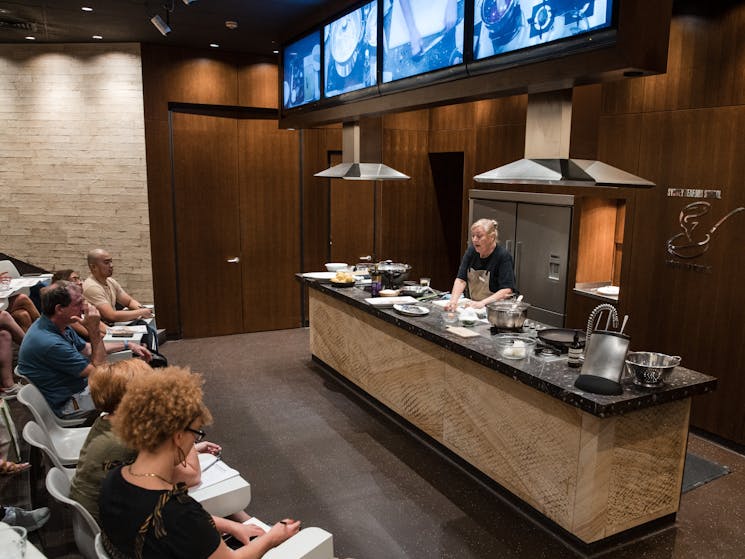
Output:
[{"left": 0, "top": 458, "right": 31, "bottom": 475}]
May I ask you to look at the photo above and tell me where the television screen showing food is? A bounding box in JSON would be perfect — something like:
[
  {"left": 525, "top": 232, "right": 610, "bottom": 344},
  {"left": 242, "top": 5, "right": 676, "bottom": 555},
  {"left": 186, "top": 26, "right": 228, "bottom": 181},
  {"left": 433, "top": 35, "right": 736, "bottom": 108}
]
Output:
[
  {"left": 473, "top": 0, "right": 613, "bottom": 61},
  {"left": 382, "top": 0, "right": 465, "bottom": 83},
  {"left": 324, "top": 1, "right": 378, "bottom": 98},
  {"left": 282, "top": 32, "right": 321, "bottom": 109}
]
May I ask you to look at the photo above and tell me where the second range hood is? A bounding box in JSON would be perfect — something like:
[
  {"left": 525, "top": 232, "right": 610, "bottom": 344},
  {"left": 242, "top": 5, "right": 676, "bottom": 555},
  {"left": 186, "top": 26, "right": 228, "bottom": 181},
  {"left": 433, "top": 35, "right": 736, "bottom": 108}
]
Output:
[
  {"left": 474, "top": 90, "right": 654, "bottom": 188},
  {"left": 315, "top": 119, "right": 409, "bottom": 181}
]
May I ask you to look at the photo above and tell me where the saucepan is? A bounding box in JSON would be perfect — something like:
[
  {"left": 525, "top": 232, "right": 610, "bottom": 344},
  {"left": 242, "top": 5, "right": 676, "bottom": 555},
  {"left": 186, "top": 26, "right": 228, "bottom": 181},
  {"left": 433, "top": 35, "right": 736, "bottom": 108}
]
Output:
[{"left": 538, "top": 328, "right": 586, "bottom": 351}]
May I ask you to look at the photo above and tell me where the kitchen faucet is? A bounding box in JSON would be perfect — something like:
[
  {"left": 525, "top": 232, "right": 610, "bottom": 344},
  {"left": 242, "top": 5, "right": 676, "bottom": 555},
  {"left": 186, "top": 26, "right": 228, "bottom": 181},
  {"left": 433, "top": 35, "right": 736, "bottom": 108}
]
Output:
[{"left": 586, "top": 304, "right": 619, "bottom": 342}]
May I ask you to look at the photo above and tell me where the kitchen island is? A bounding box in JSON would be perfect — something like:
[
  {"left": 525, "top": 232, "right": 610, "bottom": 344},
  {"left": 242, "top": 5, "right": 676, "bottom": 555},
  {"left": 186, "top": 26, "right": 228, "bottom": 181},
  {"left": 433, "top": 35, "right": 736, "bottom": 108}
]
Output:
[{"left": 302, "top": 278, "right": 716, "bottom": 545}]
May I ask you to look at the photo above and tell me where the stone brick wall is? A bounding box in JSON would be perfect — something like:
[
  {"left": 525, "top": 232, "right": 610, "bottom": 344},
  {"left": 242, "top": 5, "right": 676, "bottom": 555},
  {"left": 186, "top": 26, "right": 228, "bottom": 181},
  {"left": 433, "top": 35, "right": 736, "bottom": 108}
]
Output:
[{"left": 0, "top": 43, "right": 153, "bottom": 301}]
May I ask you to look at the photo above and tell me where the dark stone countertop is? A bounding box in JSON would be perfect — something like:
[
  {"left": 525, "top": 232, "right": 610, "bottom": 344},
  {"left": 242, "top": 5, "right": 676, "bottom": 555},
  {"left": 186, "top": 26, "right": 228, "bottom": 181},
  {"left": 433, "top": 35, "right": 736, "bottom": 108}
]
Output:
[{"left": 300, "top": 276, "right": 718, "bottom": 418}]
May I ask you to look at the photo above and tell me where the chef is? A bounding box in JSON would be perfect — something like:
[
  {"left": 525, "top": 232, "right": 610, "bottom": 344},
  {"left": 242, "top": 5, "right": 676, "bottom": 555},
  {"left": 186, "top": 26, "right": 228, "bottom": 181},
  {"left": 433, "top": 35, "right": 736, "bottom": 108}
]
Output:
[{"left": 445, "top": 218, "right": 516, "bottom": 310}]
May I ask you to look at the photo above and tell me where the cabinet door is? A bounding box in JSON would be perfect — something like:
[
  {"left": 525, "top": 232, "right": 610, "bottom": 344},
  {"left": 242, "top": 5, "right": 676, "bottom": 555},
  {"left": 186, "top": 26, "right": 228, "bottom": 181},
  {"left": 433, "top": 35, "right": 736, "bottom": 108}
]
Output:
[
  {"left": 469, "top": 199, "right": 517, "bottom": 260},
  {"left": 515, "top": 204, "right": 572, "bottom": 321}
]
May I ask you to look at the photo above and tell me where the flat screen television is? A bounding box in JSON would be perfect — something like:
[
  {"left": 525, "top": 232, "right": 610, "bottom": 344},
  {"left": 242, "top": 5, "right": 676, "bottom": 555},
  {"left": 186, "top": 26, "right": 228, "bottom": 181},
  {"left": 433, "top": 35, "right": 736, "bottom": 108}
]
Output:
[
  {"left": 282, "top": 32, "right": 321, "bottom": 109},
  {"left": 473, "top": 0, "right": 614, "bottom": 61},
  {"left": 324, "top": 1, "right": 378, "bottom": 98},
  {"left": 382, "top": 0, "right": 466, "bottom": 83}
]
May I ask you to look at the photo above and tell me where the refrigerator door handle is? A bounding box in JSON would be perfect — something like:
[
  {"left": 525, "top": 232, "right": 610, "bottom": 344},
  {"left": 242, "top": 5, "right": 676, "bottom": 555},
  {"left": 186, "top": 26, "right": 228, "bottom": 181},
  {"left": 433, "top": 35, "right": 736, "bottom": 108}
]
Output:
[
  {"left": 505, "top": 239, "right": 514, "bottom": 258},
  {"left": 515, "top": 241, "right": 522, "bottom": 286}
]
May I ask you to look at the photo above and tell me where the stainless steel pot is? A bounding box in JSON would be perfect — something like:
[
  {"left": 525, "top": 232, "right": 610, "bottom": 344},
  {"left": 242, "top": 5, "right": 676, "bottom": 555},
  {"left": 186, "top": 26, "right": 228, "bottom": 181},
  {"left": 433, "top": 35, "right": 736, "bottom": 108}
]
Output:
[
  {"left": 486, "top": 300, "right": 530, "bottom": 330},
  {"left": 376, "top": 262, "right": 411, "bottom": 289}
]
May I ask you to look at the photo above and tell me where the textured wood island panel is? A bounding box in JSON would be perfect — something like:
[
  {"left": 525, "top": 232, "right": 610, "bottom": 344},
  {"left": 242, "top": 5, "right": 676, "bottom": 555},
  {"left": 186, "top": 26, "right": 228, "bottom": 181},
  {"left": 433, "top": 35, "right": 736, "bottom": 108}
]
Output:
[{"left": 309, "top": 290, "right": 690, "bottom": 543}]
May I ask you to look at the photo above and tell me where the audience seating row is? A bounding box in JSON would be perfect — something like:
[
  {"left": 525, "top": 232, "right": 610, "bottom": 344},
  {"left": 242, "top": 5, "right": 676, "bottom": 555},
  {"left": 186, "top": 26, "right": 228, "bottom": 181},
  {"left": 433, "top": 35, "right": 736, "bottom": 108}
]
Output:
[{"left": 15, "top": 378, "right": 335, "bottom": 559}]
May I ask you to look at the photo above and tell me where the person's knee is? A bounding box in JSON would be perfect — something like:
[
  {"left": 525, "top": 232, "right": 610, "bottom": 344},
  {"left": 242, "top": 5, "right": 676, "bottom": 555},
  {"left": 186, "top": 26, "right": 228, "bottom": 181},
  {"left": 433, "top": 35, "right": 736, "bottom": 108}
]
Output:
[{"left": 12, "top": 309, "right": 31, "bottom": 324}]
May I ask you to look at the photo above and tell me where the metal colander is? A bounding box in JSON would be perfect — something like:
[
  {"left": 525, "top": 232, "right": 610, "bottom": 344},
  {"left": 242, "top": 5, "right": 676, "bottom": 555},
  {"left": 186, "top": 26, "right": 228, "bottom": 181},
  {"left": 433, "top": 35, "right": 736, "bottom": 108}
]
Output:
[{"left": 625, "top": 352, "right": 681, "bottom": 387}]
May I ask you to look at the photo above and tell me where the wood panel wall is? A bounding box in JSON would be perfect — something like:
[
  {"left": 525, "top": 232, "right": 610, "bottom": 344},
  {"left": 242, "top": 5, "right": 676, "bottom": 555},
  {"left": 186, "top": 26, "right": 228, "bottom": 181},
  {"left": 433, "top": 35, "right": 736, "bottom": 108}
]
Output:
[{"left": 141, "top": 44, "right": 303, "bottom": 336}]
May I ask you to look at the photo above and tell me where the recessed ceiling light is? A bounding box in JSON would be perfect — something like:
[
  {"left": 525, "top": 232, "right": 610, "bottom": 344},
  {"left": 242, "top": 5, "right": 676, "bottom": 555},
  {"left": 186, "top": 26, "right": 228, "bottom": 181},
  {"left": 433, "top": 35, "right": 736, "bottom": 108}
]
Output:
[
  {"left": 25, "top": 36, "right": 35, "bottom": 40},
  {"left": 82, "top": 7, "right": 93, "bottom": 12},
  {"left": 272, "top": 49, "right": 279, "bottom": 54},
  {"left": 209, "top": 43, "right": 219, "bottom": 48},
  {"left": 92, "top": 35, "right": 103, "bottom": 40}
]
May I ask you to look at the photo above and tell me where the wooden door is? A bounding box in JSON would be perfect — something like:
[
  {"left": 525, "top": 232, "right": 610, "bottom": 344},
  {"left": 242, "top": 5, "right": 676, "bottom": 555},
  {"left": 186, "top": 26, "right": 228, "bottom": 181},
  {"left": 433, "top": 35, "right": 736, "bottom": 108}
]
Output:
[
  {"left": 329, "top": 153, "right": 376, "bottom": 264},
  {"left": 172, "top": 113, "right": 244, "bottom": 338},
  {"left": 238, "top": 120, "right": 302, "bottom": 331}
]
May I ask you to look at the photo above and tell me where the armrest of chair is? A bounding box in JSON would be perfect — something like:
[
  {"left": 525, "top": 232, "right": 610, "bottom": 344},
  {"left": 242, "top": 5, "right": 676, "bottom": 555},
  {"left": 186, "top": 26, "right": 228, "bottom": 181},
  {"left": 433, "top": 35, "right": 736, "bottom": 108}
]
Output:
[{"left": 262, "top": 527, "right": 334, "bottom": 559}]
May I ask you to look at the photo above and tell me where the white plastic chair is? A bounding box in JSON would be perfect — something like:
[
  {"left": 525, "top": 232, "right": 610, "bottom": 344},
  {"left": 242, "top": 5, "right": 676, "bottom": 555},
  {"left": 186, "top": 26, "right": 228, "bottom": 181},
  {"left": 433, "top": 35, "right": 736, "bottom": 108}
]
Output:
[
  {"left": 94, "top": 532, "right": 111, "bottom": 559},
  {"left": 46, "top": 466, "right": 100, "bottom": 559},
  {"left": 17, "top": 384, "right": 90, "bottom": 465},
  {"left": 16, "top": 380, "right": 87, "bottom": 427},
  {"left": 22, "top": 421, "right": 76, "bottom": 480},
  {"left": 0, "top": 259, "right": 30, "bottom": 296}
]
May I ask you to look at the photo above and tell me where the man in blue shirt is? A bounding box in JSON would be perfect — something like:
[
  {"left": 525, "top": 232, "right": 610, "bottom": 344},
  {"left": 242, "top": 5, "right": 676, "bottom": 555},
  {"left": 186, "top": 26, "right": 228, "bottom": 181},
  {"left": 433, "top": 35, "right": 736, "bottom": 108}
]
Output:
[{"left": 18, "top": 281, "right": 150, "bottom": 418}]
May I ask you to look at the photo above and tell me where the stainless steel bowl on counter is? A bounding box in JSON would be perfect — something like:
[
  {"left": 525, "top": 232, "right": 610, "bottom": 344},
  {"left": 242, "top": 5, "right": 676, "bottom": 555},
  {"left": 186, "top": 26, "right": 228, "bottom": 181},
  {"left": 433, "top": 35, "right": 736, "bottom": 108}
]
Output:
[
  {"left": 486, "top": 300, "right": 530, "bottom": 330},
  {"left": 625, "top": 352, "right": 681, "bottom": 387}
]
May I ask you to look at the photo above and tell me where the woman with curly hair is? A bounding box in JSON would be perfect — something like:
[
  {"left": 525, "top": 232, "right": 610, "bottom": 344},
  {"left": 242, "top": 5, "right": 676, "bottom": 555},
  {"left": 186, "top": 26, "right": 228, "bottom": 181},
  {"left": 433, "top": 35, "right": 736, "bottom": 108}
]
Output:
[{"left": 99, "top": 366, "right": 300, "bottom": 559}]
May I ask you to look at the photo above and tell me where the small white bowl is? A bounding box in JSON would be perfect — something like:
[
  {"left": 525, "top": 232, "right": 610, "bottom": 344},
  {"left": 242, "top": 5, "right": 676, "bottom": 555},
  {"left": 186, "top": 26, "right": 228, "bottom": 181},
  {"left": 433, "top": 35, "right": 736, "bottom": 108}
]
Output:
[{"left": 325, "top": 262, "right": 349, "bottom": 272}]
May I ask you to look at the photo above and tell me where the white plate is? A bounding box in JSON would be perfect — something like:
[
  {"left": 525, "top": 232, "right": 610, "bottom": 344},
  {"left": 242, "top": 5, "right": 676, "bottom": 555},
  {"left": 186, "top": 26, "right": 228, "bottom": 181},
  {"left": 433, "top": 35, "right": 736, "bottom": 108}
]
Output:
[
  {"left": 302, "top": 272, "right": 337, "bottom": 281},
  {"left": 393, "top": 304, "right": 430, "bottom": 317},
  {"left": 597, "top": 285, "right": 620, "bottom": 296},
  {"left": 364, "top": 296, "right": 418, "bottom": 308}
]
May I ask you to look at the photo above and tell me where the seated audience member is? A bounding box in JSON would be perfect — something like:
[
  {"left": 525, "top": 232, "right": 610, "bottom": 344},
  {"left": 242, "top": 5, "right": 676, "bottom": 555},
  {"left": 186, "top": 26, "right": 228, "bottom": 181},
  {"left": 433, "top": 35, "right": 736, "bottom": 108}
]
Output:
[
  {"left": 100, "top": 367, "right": 300, "bottom": 558},
  {"left": 51, "top": 269, "right": 106, "bottom": 340},
  {"left": 83, "top": 249, "right": 154, "bottom": 324},
  {"left": 72, "top": 360, "right": 250, "bottom": 526},
  {"left": 18, "top": 282, "right": 151, "bottom": 418},
  {"left": 71, "top": 359, "right": 152, "bottom": 522},
  {"left": 1, "top": 271, "right": 40, "bottom": 331},
  {"left": 1, "top": 309, "right": 26, "bottom": 398}
]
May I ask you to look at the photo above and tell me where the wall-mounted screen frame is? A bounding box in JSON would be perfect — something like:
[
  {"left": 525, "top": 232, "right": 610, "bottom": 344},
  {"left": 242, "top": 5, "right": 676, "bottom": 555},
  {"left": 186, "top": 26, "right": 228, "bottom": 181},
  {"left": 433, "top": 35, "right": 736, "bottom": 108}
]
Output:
[
  {"left": 381, "top": 0, "right": 467, "bottom": 85},
  {"left": 472, "top": 0, "right": 614, "bottom": 62},
  {"left": 282, "top": 31, "right": 321, "bottom": 110},
  {"left": 324, "top": 0, "right": 379, "bottom": 98},
  {"left": 279, "top": 0, "right": 670, "bottom": 128}
]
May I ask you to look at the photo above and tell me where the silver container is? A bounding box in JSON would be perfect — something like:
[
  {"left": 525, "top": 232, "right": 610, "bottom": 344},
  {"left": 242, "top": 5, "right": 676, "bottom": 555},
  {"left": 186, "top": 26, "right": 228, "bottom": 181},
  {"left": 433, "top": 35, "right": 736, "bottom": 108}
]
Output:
[
  {"left": 574, "top": 330, "right": 630, "bottom": 395},
  {"left": 486, "top": 300, "right": 530, "bottom": 330},
  {"left": 625, "top": 352, "right": 681, "bottom": 387}
]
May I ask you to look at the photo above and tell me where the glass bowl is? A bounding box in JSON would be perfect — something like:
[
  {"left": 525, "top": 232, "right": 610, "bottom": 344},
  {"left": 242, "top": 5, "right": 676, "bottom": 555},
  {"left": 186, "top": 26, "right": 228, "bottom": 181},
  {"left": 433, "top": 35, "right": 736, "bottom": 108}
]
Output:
[{"left": 494, "top": 334, "right": 537, "bottom": 360}]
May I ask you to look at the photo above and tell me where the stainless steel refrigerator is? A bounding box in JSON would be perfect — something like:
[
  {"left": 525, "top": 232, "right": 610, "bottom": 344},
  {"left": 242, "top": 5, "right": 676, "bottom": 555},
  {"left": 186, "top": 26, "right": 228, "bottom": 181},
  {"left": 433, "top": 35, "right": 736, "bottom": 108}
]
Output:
[{"left": 468, "top": 190, "right": 574, "bottom": 327}]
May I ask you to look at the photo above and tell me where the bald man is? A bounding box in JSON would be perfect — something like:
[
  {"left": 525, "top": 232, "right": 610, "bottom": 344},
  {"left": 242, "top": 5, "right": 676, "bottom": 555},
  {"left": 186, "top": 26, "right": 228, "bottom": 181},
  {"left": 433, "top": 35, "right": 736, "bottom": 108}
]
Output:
[{"left": 82, "top": 249, "right": 153, "bottom": 324}]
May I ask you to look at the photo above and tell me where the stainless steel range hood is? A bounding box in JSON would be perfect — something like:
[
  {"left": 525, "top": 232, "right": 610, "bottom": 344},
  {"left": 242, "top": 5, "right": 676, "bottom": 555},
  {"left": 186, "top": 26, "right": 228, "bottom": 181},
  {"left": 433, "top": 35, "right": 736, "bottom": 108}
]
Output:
[
  {"left": 314, "top": 119, "right": 409, "bottom": 181},
  {"left": 474, "top": 90, "right": 654, "bottom": 188}
]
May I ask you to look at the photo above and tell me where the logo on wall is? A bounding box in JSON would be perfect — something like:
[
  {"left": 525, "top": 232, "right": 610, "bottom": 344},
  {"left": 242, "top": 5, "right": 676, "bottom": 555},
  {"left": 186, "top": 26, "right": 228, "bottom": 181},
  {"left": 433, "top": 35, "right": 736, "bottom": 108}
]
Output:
[{"left": 666, "top": 201, "right": 744, "bottom": 260}]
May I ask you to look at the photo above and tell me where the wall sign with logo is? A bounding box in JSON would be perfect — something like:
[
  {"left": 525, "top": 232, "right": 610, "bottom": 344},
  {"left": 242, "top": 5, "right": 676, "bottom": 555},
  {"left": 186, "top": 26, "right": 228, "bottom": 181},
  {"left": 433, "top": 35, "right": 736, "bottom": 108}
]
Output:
[{"left": 665, "top": 188, "right": 744, "bottom": 272}]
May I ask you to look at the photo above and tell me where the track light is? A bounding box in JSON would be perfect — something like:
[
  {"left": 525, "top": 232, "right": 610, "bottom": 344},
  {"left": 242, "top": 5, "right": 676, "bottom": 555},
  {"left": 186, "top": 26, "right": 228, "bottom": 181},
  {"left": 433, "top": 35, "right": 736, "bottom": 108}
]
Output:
[
  {"left": 182, "top": 0, "right": 198, "bottom": 5},
  {"left": 151, "top": 14, "right": 171, "bottom": 36}
]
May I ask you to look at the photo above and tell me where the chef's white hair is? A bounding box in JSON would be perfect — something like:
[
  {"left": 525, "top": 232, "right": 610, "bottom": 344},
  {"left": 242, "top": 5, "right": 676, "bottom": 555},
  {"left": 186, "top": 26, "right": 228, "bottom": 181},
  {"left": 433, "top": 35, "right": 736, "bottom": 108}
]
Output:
[{"left": 471, "top": 218, "right": 499, "bottom": 244}]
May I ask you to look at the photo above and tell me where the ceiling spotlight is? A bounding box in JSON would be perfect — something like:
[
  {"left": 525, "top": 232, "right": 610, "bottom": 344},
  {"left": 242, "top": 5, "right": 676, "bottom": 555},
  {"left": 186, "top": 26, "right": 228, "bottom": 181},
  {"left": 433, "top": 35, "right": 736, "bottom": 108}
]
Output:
[
  {"left": 25, "top": 36, "right": 35, "bottom": 40},
  {"left": 81, "top": 6, "right": 93, "bottom": 12},
  {"left": 151, "top": 14, "right": 171, "bottom": 36},
  {"left": 272, "top": 49, "right": 279, "bottom": 54},
  {"left": 182, "top": 0, "right": 198, "bottom": 5},
  {"left": 209, "top": 43, "right": 219, "bottom": 48},
  {"left": 92, "top": 35, "right": 103, "bottom": 40},
  {"left": 225, "top": 20, "right": 238, "bottom": 30}
]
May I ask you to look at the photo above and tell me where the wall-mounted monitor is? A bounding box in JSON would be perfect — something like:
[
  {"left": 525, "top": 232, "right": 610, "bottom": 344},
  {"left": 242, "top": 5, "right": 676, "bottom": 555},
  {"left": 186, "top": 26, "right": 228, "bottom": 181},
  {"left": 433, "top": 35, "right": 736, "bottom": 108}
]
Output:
[
  {"left": 282, "top": 32, "right": 321, "bottom": 109},
  {"left": 473, "top": 0, "right": 613, "bottom": 61},
  {"left": 382, "top": 0, "right": 465, "bottom": 83},
  {"left": 324, "top": 1, "right": 378, "bottom": 98}
]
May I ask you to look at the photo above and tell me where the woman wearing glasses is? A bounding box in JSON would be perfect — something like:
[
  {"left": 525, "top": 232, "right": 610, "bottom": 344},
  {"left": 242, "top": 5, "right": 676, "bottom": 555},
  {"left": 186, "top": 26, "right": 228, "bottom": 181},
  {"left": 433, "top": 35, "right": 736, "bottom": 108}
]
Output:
[{"left": 99, "top": 366, "right": 300, "bottom": 558}]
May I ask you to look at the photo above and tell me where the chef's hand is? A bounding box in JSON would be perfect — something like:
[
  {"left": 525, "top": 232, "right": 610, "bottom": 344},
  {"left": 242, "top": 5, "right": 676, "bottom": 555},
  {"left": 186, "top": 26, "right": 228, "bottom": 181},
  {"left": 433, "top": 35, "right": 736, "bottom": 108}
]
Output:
[
  {"left": 444, "top": 300, "right": 458, "bottom": 312},
  {"left": 195, "top": 441, "right": 222, "bottom": 455}
]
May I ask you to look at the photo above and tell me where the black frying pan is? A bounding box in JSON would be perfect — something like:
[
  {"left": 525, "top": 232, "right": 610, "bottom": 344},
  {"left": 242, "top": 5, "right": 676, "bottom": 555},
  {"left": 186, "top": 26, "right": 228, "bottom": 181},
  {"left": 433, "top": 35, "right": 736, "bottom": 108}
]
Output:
[{"left": 538, "top": 328, "right": 586, "bottom": 350}]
